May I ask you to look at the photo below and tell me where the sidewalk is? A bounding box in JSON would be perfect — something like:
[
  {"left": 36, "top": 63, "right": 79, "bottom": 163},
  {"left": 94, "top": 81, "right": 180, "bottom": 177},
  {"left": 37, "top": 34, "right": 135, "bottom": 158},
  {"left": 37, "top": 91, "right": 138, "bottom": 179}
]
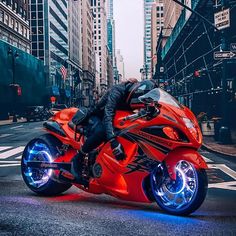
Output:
[
  {"left": 202, "top": 132, "right": 236, "bottom": 158},
  {"left": 0, "top": 117, "right": 26, "bottom": 126}
]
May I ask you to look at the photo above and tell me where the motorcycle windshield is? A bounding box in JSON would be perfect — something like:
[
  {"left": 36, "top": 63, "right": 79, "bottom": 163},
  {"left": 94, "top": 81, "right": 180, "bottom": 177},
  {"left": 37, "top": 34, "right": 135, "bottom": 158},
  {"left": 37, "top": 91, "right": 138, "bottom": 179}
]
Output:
[{"left": 139, "top": 88, "right": 182, "bottom": 109}]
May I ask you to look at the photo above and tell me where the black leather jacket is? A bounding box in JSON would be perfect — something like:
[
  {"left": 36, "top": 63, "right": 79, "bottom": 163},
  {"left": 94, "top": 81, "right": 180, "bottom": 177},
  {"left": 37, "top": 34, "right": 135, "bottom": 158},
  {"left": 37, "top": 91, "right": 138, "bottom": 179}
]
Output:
[{"left": 91, "top": 82, "right": 135, "bottom": 140}]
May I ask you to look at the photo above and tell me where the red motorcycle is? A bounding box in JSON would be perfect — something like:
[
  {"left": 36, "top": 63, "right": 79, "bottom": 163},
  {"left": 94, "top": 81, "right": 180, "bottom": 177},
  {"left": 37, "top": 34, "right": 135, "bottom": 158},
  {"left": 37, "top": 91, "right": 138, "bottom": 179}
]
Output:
[{"left": 21, "top": 88, "right": 208, "bottom": 215}]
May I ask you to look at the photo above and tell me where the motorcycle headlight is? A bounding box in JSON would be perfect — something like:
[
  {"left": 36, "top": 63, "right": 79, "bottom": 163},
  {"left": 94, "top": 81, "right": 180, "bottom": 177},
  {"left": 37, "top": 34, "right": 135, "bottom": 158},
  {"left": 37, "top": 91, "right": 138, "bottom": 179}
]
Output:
[
  {"left": 182, "top": 118, "right": 199, "bottom": 141},
  {"left": 182, "top": 118, "right": 194, "bottom": 129}
]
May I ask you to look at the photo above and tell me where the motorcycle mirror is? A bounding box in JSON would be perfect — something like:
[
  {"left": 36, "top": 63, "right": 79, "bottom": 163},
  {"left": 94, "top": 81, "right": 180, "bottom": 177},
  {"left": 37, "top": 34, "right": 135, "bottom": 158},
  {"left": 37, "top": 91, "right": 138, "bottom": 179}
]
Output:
[{"left": 138, "top": 96, "right": 154, "bottom": 104}]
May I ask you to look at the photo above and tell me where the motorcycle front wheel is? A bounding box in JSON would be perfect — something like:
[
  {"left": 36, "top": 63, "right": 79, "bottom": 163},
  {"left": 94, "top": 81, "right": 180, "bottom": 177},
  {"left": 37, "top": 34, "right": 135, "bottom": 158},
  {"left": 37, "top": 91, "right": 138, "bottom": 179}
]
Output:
[
  {"left": 150, "top": 160, "right": 208, "bottom": 215},
  {"left": 21, "top": 134, "right": 72, "bottom": 196}
]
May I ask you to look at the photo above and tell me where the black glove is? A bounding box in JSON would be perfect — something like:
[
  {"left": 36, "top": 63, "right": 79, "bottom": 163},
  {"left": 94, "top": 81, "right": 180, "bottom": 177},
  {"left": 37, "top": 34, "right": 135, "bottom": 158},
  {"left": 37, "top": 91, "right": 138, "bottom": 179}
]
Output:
[{"left": 110, "top": 138, "right": 126, "bottom": 161}]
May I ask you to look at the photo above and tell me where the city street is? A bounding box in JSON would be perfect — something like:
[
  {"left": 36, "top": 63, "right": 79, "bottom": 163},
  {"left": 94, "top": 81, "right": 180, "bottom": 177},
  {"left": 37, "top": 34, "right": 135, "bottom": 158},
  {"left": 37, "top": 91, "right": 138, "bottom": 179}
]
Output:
[{"left": 0, "top": 122, "right": 236, "bottom": 235}]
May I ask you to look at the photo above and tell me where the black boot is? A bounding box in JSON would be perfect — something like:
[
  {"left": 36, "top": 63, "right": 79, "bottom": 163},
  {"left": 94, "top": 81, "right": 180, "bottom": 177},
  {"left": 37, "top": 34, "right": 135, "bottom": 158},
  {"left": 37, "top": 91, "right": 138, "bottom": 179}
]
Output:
[{"left": 71, "top": 150, "right": 85, "bottom": 183}]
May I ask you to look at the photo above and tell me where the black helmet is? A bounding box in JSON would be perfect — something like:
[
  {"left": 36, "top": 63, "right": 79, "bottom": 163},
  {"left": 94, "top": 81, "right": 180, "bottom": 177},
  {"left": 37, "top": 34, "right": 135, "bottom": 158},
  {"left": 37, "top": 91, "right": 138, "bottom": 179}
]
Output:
[{"left": 126, "top": 80, "right": 158, "bottom": 107}]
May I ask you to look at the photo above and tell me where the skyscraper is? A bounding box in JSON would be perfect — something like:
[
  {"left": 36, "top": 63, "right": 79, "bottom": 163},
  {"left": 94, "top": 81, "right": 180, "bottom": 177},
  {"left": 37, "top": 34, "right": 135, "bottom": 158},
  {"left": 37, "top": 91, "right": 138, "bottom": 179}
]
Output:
[
  {"left": 0, "top": 0, "right": 30, "bottom": 52},
  {"left": 29, "top": 0, "right": 69, "bottom": 92},
  {"left": 116, "top": 49, "right": 125, "bottom": 81},
  {"left": 91, "top": 0, "right": 108, "bottom": 93},
  {"left": 144, "top": 0, "right": 155, "bottom": 80},
  {"left": 151, "top": 0, "right": 164, "bottom": 77},
  {"left": 163, "top": 0, "right": 183, "bottom": 43},
  {"left": 81, "top": 0, "right": 95, "bottom": 106},
  {"left": 107, "top": 0, "right": 117, "bottom": 84}
]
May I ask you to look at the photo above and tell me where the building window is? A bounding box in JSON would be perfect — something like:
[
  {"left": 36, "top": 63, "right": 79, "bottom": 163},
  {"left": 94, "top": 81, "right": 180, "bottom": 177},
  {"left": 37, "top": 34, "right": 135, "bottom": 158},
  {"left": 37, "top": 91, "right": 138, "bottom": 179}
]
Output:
[
  {"left": 10, "top": 17, "right": 14, "bottom": 28},
  {"left": 5, "top": 14, "right": 9, "bottom": 25},
  {"left": 15, "top": 21, "right": 18, "bottom": 32},
  {"left": 20, "top": 25, "right": 23, "bottom": 35},
  {"left": 0, "top": 10, "right": 3, "bottom": 22}
]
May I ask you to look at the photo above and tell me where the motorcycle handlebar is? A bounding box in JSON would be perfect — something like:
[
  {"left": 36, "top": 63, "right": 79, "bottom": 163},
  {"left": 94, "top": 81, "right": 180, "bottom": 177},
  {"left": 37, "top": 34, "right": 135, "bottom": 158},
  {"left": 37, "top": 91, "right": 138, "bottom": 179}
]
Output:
[{"left": 123, "top": 109, "right": 147, "bottom": 121}]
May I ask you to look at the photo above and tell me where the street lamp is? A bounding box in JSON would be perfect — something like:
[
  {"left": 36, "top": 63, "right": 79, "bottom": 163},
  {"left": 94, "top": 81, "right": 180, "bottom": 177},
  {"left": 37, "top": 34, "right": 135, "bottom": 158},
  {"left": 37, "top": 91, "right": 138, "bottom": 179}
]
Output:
[{"left": 8, "top": 47, "right": 19, "bottom": 123}]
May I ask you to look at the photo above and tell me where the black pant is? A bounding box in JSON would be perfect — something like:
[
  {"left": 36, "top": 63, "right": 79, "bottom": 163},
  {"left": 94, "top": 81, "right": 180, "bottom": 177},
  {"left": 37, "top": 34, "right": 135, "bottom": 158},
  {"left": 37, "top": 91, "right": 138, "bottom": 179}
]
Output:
[{"left": 82, "top": 116, "right": 106, "bottom": 153}]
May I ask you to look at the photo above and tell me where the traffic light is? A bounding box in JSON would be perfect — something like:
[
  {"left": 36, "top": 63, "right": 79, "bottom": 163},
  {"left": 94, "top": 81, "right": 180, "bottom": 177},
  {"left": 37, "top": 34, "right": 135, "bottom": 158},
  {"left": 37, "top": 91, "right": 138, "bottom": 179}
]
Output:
[
  {"left": 194, "top": 70, "right": 201, "bottom": 78},
  {"left": 9, "top": 84, "right": 22, "bottom": 96}
]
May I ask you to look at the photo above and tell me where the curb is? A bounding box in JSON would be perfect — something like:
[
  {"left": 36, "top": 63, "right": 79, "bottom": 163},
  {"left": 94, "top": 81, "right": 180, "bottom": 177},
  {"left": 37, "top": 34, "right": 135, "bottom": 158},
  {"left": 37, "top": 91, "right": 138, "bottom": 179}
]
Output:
[
  {"left": 0, "top": 119, "right": 27, "bottom": 127},
  {"left": 202, "top": 143, "right": 236, "bottom": 158}
]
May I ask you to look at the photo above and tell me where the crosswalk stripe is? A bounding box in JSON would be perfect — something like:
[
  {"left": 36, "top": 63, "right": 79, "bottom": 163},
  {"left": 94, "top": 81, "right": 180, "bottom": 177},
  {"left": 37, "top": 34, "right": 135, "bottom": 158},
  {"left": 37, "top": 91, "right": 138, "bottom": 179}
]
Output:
[
  {"left": 15, "top": 156, "right": 22, "bottom": 160},
  {"left": 0, "top": 161, "right": 21, "bottom": 164},
  {"left": 0, "top": 146, "right": 12, "bottom": 152},
  {"left": 0, "top": 164, "right": 21, "bottom": 167},
  {"left": 0, "top": 134, "right": 12, "bottom": 138},
  {"left": 202, "top": 155, "right": 213, "bottom": 163},
  {"left": 0, "top": 147, "right": 24, "bottom": 159},
  {"left": 10, "top": 125, "right": 23, "bottom": 130}
]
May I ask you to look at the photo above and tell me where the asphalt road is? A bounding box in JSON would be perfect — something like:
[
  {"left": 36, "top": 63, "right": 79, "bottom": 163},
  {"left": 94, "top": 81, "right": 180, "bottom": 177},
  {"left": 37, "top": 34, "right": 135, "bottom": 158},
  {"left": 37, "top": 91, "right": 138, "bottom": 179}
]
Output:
[{"left": 0, "top": 121, "right": 236, "bottom": 235}]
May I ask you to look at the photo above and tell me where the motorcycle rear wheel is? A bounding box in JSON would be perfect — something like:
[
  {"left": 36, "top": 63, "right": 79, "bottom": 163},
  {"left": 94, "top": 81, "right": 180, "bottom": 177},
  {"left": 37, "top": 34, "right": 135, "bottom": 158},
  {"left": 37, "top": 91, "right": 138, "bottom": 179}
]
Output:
[
  {"left": 150, "top": 160, "right": 208, "bottom": 215},
  {"left": 21, "top": 134, "right": 72, "bottom": 196}
]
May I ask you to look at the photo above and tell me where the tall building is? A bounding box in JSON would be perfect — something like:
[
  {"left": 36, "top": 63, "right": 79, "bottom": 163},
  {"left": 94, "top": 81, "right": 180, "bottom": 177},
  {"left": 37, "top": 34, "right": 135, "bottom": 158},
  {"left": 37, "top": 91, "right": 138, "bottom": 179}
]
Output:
[
  {"left": 29, "top": 0, "right": 69, "bottom": 96},
  {"left": 162, "top": 0, "right": 183, "bottom": 43},
  {"left": 81, "top": 0, "right": 95, "bottom": 106},
  {"left": 143, "top": 0, "right": 155, "bottom": 80},
  {"left": 68, "top": 0, "right": 83, "bottom": 106},
  {"left": 107, "top": 0, "right": 118, "bottom": 84},
  {"left": 151, "top": 0, "right": 164, "bottom": 78},
  {"left": 91, "top": 0, "right": 108, "bottom": 93},
  {"left": 0, "top": 0, "right": 30, "bottom": 52},
  {"left": 116, "top": 49, "right": 125, "bottom": 81},
  {"left": 68, "top": 0, "right": 82, "bottom": 70}
]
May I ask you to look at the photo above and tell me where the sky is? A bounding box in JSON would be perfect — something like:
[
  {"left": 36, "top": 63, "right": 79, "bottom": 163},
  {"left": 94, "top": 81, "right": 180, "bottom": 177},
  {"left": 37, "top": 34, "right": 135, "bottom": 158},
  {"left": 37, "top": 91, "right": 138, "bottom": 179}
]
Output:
[{"left": 114, "top": 0, "right": 143, "bottom": 80}]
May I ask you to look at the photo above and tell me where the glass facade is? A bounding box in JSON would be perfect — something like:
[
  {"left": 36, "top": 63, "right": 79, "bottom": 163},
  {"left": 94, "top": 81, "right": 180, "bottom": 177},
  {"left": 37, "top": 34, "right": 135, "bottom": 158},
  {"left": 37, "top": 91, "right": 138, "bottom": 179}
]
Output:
[
  {"left": 144, "top": 0, "right": 155, "bottom": 79},
  {"left": 29, "top": 0, "right": 68, "bottom": 86}
]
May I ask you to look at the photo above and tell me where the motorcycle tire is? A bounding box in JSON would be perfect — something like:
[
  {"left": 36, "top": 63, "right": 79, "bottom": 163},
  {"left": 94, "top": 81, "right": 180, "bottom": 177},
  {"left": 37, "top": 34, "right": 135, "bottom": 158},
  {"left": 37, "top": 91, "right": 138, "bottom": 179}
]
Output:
[
  {"left": 21, "top": 134, "right": 72, "bottom": 196},
  {"left": 151, "top": 162, "right": 208, "bottom": 216}
]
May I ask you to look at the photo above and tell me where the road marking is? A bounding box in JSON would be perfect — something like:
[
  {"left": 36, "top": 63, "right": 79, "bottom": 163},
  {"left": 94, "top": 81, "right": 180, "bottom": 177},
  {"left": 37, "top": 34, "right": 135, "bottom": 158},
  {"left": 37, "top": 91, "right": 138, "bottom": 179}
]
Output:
[
  {"left": 15, "top": 156, "right": 22, "bottom": 160},
  {"left": 0, "top": 146, "right": 24, "bottom": 159},
  {"left": 10, "top": 125, "right": 23, "bottom": 130},
  {"left": 201, "top": 155, "right": 213, "bottom": 163},
  {"left": 0, "top": 161, "right": 21, "bottom": 164},
  {"left": 0, "top": 134, "right": 12, "bottom": 138},
  {"left": 209, "top": 181, "right": 236, "bottom": 191},
  {"left": 208, "top": 164, "right": 236, "bottom": 180},
  {"left": 0, "top": 146, "right": 12, "bottom": 152},
  {"left": 0, "top": 164, "right": 21, "bottom": 167}
]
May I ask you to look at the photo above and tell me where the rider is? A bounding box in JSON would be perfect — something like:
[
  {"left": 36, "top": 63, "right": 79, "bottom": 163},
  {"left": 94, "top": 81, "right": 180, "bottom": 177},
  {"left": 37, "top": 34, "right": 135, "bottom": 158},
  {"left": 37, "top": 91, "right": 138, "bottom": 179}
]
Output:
[{"left": 71, "top": 79, "right": 158, "bottom": 182}]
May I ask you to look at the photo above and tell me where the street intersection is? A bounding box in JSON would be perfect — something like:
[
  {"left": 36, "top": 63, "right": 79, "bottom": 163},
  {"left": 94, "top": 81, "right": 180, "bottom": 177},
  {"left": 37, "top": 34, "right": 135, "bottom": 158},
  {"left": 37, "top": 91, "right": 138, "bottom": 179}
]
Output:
[{"left": 0, "top": 121, "right": 236, "bottom": 235}]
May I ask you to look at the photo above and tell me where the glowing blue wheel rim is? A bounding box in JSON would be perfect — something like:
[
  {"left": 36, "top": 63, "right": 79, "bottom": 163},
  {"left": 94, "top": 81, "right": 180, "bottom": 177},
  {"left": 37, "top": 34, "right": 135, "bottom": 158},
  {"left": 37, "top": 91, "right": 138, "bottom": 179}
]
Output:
[
  {"left": 152, "top": 160, "right": 198, "bottom": 210},
  {"left": 23, "top": 141, "right": 53, "bottom": 189}
]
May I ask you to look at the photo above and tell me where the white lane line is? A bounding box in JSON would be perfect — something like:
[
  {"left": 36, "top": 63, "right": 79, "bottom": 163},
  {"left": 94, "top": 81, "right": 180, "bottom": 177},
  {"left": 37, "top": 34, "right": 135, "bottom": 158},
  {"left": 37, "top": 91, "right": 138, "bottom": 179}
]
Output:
[
  {"left": 0, "top": 134, "right": 12, "bottom": 138},
  {"left": 202, "top": 155, "right": 213, "bottom": 163},
  {"left": 15, "top": 156, "right": 22, "bottom": 160},
  {"left": 0, "top": 146, "right": 24, "bottom": 159},
  {"left": 10, "top": 125, "right": 23, "bottom": 130},
  {"left": 0, "top": 164, "right": 21, "bottom": 167},
  {"left": 0, "top": 146, "right": 12, "bottom": 152},
  {"left": 0, "top": 161, "right": 21, "bottom": 164},
  {"left": 208, "top": 164, "right": 236, "bottom": 180}
]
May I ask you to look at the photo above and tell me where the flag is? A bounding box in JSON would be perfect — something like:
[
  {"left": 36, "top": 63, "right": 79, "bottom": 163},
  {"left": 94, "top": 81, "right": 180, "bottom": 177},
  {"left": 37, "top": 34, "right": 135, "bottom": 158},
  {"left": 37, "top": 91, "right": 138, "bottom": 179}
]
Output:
[{"left": 60, "top": 65, "right": 67, "bottom": 80}]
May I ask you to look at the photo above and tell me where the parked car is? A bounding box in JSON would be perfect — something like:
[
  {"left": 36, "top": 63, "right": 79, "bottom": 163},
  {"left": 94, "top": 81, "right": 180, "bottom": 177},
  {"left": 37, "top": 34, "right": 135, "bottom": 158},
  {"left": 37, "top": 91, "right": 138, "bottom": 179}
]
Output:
[
  {"left": 50, "top": 104, "right": 68, "bottom": 115},
  {"left": 25, "top": 106, "right": 50, "bottom": 122}
]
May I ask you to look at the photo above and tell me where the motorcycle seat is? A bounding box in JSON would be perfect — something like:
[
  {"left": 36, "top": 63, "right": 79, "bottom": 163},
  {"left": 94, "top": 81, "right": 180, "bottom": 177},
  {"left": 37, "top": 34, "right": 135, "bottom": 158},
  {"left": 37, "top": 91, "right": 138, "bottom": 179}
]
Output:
[
  {"left": 68, "top": 121, "right": 85, "bottom": 133},
  {"left": 71, "top": 107, "right": 89, "bottom": 126}
]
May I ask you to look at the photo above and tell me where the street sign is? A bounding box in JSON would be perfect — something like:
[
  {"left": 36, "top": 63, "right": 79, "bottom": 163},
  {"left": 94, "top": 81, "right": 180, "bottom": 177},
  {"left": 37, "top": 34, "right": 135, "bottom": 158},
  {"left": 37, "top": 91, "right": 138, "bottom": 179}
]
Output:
[
  {"left": 214, "top": 9, "right": 230, "bottom": 30},
  {"left": 230, "top": 43, "right": 236, "bottom": 52},
  {"left": 214, "top": 51, "right": 236, "bottom": 60}
]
